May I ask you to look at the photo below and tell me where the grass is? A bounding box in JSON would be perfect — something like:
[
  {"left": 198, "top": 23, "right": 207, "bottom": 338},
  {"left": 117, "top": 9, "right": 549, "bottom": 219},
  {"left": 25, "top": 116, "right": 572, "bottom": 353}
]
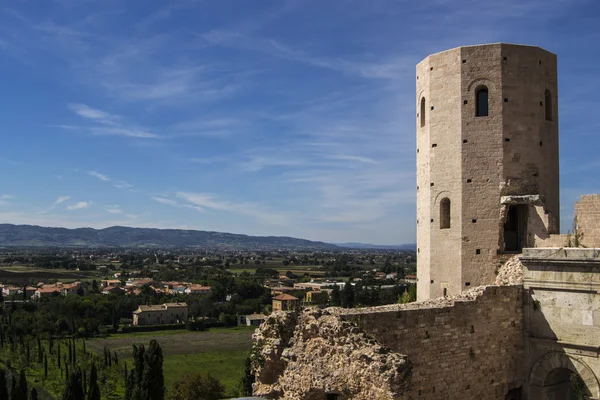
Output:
[
  {"left": 89, "top": 326, "right": 255, "bottom": 397},
  {"left": 0, "top": 327, "right": 255, "bottom": 399},
  {"left": 0, "top": 266, "right": 98, "bottom": 283}
]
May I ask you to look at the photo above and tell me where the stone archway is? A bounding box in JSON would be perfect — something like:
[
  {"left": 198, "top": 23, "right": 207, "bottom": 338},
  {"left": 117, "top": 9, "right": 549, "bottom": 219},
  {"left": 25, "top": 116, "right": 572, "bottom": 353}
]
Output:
[{"left": 528, "top": 351, "right": 600, "bottom": 399}]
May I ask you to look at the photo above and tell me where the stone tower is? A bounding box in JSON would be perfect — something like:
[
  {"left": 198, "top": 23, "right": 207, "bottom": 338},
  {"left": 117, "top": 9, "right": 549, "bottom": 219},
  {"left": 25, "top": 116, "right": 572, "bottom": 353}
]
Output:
[{"left": 416, "top": 43, "right": 560, "bottom": 301}]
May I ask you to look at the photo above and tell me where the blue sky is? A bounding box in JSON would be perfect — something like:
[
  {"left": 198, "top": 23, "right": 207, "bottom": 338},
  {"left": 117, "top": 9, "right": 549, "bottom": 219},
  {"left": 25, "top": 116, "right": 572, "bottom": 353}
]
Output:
[{"left": 0, "top": 0, "right": 599, "bottom": 244}]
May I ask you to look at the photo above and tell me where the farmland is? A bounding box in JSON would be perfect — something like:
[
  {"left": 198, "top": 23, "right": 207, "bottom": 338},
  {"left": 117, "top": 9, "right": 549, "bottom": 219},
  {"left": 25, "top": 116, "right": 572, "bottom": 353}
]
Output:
[
  {"left": 88, "top": 327, "right": 255, "bottom": 396},
  {"left": 0, "top": 265, "right": 97, "bottom": 284}
]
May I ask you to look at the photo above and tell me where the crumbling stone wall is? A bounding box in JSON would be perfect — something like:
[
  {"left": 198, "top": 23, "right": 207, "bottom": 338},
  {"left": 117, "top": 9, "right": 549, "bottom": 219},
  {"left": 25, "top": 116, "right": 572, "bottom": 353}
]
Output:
[
  {"left": 252, "top": 309, "right": 411, "bottom": 400},
  {"left": 335, "top": 285, "right": 524, "bottom": 399},
  {"left": 254, "top": 285, "right": 524, "bottom": 399},
  {"left": 575, "top": 194, "right": 600, "bottom": 247}
]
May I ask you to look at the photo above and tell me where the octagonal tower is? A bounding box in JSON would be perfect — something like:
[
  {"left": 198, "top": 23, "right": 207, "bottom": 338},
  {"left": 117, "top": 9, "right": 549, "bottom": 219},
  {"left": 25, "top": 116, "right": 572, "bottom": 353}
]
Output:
[{"left": 416, "top": 43, "right": 560, "bottom": 301}]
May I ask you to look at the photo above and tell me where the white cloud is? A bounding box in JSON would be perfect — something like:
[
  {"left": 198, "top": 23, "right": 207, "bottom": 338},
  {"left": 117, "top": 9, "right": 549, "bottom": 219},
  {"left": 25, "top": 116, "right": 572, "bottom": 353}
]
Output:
[
  {"left": 176, "top": 192, "right": 286, "bottom": 224},
  {"left": 54, "top": 195, "right": 71, "bottom": 205},
  {"left": 59, "top": 104, "right": 160, "bottom": 139},
  {"left": 88, "top": 171, "right": 110, "bottom": 181},
  {"left": 68, "top": 103, "right": 113, "bottom": 121},
  {"left": 106, "top": 205, "right": 124, "bottom": 214},
  {"left": 114, "top": 181, "right": 134, "bottom": 189},
  {"left": 0, "top": 194, "right": 14, "bottom": 206},
  {"left": 67, "top": 201, "right": 90, "bottom": 210},
  {"left": 152, "top": 196, "right": 180, "bottom": 207},
  {"left": 152, "top": 196, "right": 204, "bottom": 213}
]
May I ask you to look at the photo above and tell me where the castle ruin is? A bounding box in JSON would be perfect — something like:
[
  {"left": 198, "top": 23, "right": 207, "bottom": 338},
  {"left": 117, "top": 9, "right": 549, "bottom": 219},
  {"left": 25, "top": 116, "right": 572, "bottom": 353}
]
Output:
[{"left": 252, "top": 43, "right": 600, "bottom": 400}]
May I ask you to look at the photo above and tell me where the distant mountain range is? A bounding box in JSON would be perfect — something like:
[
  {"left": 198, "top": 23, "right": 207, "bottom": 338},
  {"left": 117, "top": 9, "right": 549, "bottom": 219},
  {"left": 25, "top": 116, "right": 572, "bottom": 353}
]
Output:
[
  {"left": 333, "top": 242, "right": 417, "bottom": 250},
  {"left": 0, "top": 224, "right": 339, "bottom": 250}
]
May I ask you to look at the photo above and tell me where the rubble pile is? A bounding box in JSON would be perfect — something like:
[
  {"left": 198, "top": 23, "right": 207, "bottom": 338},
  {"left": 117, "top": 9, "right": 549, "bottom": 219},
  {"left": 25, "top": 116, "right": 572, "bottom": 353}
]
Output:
[
  {"left": 252, "top": 309, "right": 411, "bottom": 400},
  {"left": 495, "top": 255, "right": 525, "bottom": 286}
]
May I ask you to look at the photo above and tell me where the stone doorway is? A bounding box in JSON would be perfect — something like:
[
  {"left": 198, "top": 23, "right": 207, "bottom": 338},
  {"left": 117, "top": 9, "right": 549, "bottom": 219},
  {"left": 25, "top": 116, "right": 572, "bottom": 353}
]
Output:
[
  {"left": 504, "top": 205, "right": 528, "bottom": 252},
  {"left": 541, "top": 368, "right": 590, "bottom": 399},
  {"left": 528, "top": 352, "right": 600, "bottom": 400}
]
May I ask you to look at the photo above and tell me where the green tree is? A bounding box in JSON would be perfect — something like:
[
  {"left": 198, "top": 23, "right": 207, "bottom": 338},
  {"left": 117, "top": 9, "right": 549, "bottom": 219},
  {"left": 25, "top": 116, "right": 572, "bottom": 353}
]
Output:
[
  {"left": 170, "top": 372, "right": 225, "bottom": 400},
  {"left": 14, "top": 369, "right": 28, "bottom": 400},
  {"left": 0, "top": 369, "right": 8, "bottom": 400},
  {"left": 87, "top": 363, "right": 101, "bottom": 400},
  {"left": 330, "top": 285, "right": 341, "bottom": 306},
  {"left": 141, "top": 340, "right": 164, "bottom": 400},
  {"left": 238, "top": 357, "right": 254, "bottom": 396},
  {"left": 341, "top": 281, "right": 355, "bottom": 308},
  {"left": 63, "top": 368, "right": 85, "bottom": 400}
]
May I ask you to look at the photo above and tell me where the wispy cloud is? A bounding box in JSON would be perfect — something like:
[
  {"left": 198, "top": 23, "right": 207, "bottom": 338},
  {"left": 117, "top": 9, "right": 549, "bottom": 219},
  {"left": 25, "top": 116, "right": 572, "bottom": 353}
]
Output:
[
  {"left": 67, "top": 201, "right": 91, "bottom": 210},
  {"left": 176, "top": 192, "right": 287, "bottom": 225},
  {"left": 88, "top": 170, "right": 110, "bottom": 181},
  {"left": 114, "top": 181, "right": 134, "bottom": 189},
  {"left": 68, "top": 103, "right": 114, "bottom": 121},
  {"left": 58, "top": 104, "right": 160, "bottom": 139},
  {"left": 106, "top": 205, "right": 123, "bottom": 214},
  {"left": 0, "top": 194, "right": 14, "bottom": 206},
  {"left": 152, "top": 196, "right": 204, "bottom": 213},
  {"left": 54, "top": 196, "right": 71, "bottom": 205},
  {"left": 200, "top": 30, "right": 412, "bottom": 80}
]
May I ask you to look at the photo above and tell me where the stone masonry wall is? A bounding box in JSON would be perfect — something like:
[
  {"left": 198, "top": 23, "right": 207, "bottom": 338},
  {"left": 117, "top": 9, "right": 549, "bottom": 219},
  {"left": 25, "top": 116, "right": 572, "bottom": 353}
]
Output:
[
  {"left": 334, "top": 285, "right": 525, "bottom": 399},
  {"left": 575, "top": 194, "right": 600, "bottom": 247}
]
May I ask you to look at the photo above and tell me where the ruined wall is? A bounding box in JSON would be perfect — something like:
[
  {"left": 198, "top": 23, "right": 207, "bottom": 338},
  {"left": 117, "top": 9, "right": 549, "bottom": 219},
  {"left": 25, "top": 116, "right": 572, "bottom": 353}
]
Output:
[
  {"left": 254, "top": 285, "right": 525, "bottom": 399},
  {"left": 252, "top": 310, "right": 411, "bottom": 400},
  {"left": 337, "top": 285, "right": 524, "bottom": 399},
  {"left": 575, "top": 194, "right": 600, "bottom": 247}
]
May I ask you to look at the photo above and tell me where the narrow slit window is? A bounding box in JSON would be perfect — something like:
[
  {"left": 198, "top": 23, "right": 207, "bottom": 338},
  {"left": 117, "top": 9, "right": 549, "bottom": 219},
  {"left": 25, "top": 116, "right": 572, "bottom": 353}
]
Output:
[
  {"left": 440, "top": 197, "right": 451, "bottom": 229},
  {"left": 475, "top": 86, "right": 489, "bottom": 117},
  {"left": 545, "top": 89, "right": 552, "bottom": 121},
  {"left": 420, "top": 97, "right": 426, "bottom": 127}
]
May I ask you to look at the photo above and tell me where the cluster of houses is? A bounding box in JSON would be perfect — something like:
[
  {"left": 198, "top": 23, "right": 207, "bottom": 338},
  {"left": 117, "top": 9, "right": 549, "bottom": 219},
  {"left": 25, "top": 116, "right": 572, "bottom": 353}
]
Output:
[
  {"left": 100, "top": 278, "right": 211, "bottom": 296},
  {"left": 1, "top": 281, "right": 83, "bottom": 299}
]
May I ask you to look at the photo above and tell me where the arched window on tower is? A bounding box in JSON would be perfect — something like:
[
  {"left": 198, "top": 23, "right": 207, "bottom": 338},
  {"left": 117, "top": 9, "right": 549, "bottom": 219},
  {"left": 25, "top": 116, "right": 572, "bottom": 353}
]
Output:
[
  {"left": 475, "top": 86, "right": 489, "bottom": 117},
  {"left": 545, "top": 89, "right": 552, "bottom": 121},
  {"left": 440, "top": 198, "right": 451, "bottom": 229},
  {"left": 420, "top": 97, "right": 426, "bottom": 127}
]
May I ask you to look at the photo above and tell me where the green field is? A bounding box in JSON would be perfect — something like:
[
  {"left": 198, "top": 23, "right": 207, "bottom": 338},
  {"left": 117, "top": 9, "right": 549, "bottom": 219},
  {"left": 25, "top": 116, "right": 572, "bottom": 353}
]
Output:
[
  {"left": 0, "top": 265, "right": 98, "bottom": 283},
  {"left": 89, "top": 327, "right": 255, "bottom": 396},
  {"left": 0, "top": 327, "right": 255, "bottom": 399}
]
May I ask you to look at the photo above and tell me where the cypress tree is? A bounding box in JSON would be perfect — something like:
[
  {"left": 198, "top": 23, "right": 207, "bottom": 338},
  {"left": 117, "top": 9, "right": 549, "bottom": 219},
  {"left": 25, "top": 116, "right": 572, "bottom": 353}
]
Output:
[
  {"left": 113, "top": 351, "right": 118, "bottom": 365},
  {"left": 73, "top": 342, "right": 77, "bottom": 365},
  {"left": 44, "top": 353, "right": 48, "bottom": 379},
  {"left": 82, "top": 339, "right": 86, "bottom": 354},
  {"left": 140, "top": 340, "right": 164, "bottom": 400},
  {"left": 124, "top": 370, "right": 135, "bottom": 400},
  {"left": 65, "top": 359, "right": 69, "bottom": 380},
  {"left": 68, "top": 342, "right": 73, "bottom": 365},
  {"left": 57, "top": 344, "right": 62, "bottom": 368},
  {"left": 15, "top": 369, "right": 28, "bottom": 400},
  {"left": 0, "top": 368, "right": 8, "bottom": 400},
  {"left": 82, "top": 370, "right": 87, "bottom": 395},
  {"left": 62, "top": 368, "right": 85, "bottom": 400},
  {"left": 26, "top": 342, "right": 31, "bottom": 363},
  {"left": 31, "top": 387, "right": 38, "bottom": 400},
  {"left": 239, "top": 356, "right": 254, "bottom": 396},
  {"left": 37, "top": 336, "right": 43, "bottom": 363},
  {"left": 87, "top": 363, "right": 101, "bottom": 400}
]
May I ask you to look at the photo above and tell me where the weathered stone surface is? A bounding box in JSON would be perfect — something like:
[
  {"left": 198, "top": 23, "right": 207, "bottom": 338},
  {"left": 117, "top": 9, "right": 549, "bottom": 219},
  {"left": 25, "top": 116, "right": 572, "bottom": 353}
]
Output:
[
  {"left": 417, "top": 43, "right": 560, "bottom": 300},
  {"left": 495, "top": 255, "right": 524, "bottom": 286},
  {"left": 253, "top": 309, "right": 411, "bottom": 400}
]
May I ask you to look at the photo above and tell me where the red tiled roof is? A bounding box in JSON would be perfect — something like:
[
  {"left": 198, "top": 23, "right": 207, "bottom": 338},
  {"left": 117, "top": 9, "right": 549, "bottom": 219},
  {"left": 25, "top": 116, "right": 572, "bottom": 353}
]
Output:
[{"left": 273, "top": 294, "right": 299, "bottom": 301}]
